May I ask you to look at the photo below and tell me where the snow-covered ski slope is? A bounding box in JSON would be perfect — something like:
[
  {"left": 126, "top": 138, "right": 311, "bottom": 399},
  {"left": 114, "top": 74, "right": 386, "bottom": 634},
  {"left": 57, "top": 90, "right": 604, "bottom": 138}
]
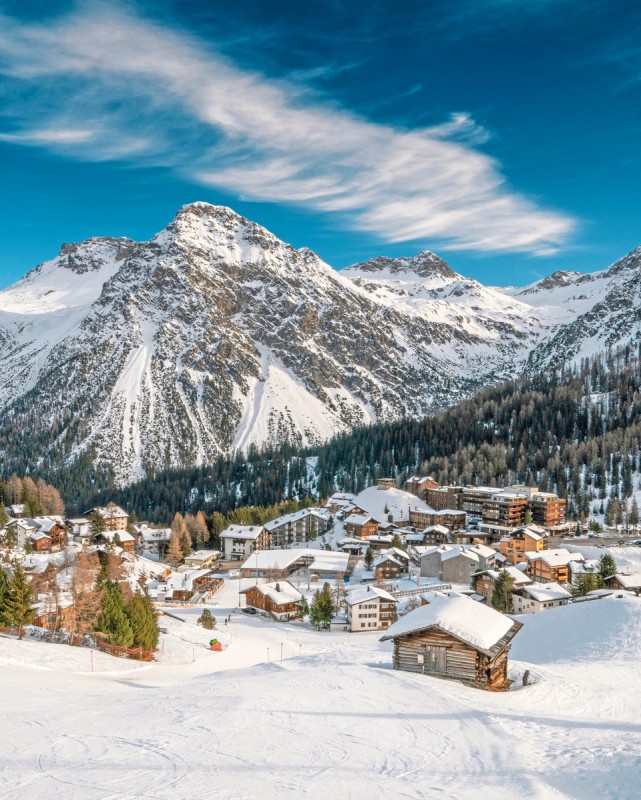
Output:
[{"left": 1, "top": 586, "right": 639, "bottom": 799}]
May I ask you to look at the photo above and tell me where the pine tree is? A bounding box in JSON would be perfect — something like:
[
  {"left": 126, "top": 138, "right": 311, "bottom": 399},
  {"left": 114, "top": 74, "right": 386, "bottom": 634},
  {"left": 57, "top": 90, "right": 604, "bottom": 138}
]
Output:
[
  {"left": 309, "top": 584, "right": 334, "bottom": 629},
  {"left": 0, "top": 502, "right": 7, "bottom": 529},
  {"left": 90, "top": 513, "right": 107, "bottom": 538},
  {"left": 364, "top": 546, "right": 373, "bottom": 570},
  {"left": 127, "top": 592, "right": 160, "bottom": 650},
  {"left": 180, "top": 531, "right": 192, "bottom": 558},
  {"left": 96, "top": 582, "right": 134, "bottom": 648},
  {"left": 299, "top": 596, "right": 309, "bottom": 618},
  {"left": 197, "top": 609, "right": 215, "bottom": 629},
  {"left": 4, "top": 564, "right": 34, "bottom": 638},
  {"left": 0, "top": 568, "right": 9, "bottom": 624},
  {"left": 491, "top": 569, "right": 514, "bottom": 614},
  {"left": 390, "top": 533, "right": 404, "bottom": 551},
  {"left": 572, "top": 573, "right": 601, "bottom": 597},
  {"left": 598, "top": 553, "right": 617, "bottom": 581},
  {"left": 630, "top": 498, "right": 640, "bottom": 527}
]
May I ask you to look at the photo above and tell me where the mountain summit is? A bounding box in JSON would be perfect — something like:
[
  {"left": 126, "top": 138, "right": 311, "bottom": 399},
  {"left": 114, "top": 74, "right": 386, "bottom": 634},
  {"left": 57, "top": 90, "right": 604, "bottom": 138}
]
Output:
[{"left": 1, "top": 203, "right": 640, "bottom": 485}]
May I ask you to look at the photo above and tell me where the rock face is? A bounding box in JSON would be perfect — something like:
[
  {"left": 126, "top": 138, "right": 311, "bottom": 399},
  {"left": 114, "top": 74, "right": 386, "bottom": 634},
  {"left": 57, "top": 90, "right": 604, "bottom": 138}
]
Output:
[{"left": 1, "top": 202, "right": 640, "bottom": 485}]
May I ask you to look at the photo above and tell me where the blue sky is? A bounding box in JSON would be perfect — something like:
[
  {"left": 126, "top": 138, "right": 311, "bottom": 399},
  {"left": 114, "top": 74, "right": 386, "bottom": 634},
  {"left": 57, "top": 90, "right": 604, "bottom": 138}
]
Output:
[{"left": 0, "top": 0, "right": 640, "bottom": 288}]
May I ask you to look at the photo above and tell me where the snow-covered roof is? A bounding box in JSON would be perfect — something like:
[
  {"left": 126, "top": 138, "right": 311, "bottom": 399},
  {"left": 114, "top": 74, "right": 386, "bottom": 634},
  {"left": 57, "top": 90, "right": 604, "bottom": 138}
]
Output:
[
  {"left": 432, "top": 509, "right": 465, "bottom": 517},
  {"left": 613, "top": 573, "right": 641, "bottom": 589},
  {"left": 309, "top": 552, "right": 349, "bottom": 573},
  {"left": 372, "top": 554, "right": 404, "bottom": 569},
  {"left": 423, "top": 524, "right": 449, "bottom": 534},
  {"left": 264, "top": 508, "right": 330, "bottom": 531},
  {"left": 381, "top": 593, "right": 520, "bottom": 653},
  {"left": 220, "top": 524, "right": 265, "bottom": 540},
  {"left": 97, "top": 530, "right": 135, "bottom": 543},
  {"left": 88, "top": 504, "right": 128, "bottom": 519},
  {"left": 524, "top": 548, "right": 584, "bottom": 567},
  {"left": 517, "top": 582, "right": 572, "bottom": 602},
  {"left": 345, "top": 585, "right": 397, "bottom": 606},
  {"left": 352, "top": 486, "right": 419, "bottom": 523},
  {"left": 241, "top": 548, "right": 348, "bottom": 573},
  {"left": 344, "top": 514, "right": 374, "bottom": 526},
  {"left": 31, "top": 516, "right": 63, "bottom": 532},
  {"left": 243, "top": 580, "right": 302, "bottom": 605},
  {"left": 380, "top": 547, "right": 410, "bottom": 561},
  {"left": 185, "top": 549, "right": 220, "bottom": 561},
  {"left": 410, "top": 501, "right": 437, "bottom": 515},
  {"left": 242, "top": 549, "right": 306, "bottom": 570},
  {"left": 478, "top": 566, "right": 532, "bottom": 585},
  {"left": 140, "top": 528, "right": 172, "bottom": 543},
  {"left": 419, "top": 543, "right": 495, "bottom": 563},
  {"left": 30, "top": 531, "right": 52, "bottom": 541}
]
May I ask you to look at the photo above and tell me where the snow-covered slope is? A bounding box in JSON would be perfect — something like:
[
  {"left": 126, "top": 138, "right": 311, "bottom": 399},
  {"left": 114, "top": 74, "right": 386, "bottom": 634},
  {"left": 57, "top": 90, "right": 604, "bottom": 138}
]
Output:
[
  {"left": 1, "top": 587, "right": 639, "bottom": 799},
  {"left": 1, "top": 202, "right": 641, "bottom": 485}
]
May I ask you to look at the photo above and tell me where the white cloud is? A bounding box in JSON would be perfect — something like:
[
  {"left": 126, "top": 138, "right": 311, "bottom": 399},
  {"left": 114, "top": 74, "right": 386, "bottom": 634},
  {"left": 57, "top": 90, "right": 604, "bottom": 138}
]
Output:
[{"left": 0, "top": 3, "right": 574, "bottom": 253}]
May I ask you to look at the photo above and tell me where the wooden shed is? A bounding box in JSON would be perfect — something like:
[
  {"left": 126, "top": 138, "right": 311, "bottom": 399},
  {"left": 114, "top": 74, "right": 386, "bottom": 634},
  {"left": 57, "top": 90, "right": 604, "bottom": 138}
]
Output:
[{"left": 380, "top": 593, "right": 522, "bottom": 690}]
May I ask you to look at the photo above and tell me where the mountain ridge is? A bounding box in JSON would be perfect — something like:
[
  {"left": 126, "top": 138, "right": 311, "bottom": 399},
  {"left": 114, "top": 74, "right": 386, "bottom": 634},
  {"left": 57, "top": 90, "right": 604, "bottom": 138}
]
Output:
[{"left": 1, "top": 202, "right": 640, "bottom": 486}]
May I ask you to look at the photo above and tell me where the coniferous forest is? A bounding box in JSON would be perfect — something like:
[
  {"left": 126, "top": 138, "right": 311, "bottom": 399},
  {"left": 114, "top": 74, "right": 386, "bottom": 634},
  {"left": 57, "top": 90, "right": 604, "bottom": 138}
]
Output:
[{"left": 4, "top": 346, "right": 641, "bottom": 524}]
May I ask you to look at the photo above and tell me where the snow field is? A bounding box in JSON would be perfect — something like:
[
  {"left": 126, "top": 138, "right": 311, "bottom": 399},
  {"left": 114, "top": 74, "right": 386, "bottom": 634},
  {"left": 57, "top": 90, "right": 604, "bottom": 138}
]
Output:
[{"left": 1, "top": 584, "right": 640, "bottom": 799}]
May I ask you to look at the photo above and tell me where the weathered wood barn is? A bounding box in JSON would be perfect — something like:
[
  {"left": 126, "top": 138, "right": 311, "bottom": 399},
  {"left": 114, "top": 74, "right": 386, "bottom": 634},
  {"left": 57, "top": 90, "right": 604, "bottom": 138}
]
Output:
[{"left": 380, "top": 593, "right": 522, "bottom": 690}]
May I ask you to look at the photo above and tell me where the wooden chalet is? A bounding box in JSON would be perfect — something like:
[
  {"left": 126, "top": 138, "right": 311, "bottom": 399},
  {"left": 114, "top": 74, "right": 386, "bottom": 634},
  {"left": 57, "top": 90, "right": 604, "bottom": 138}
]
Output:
[
  {"left": 373, "top": 553, "right": 405, "bottom": 581},
  {"left": 241, "top": 581, "right": 303, "bottom": 620},
  {"left": 344, "top": 514, "right": 379, "bottom": 540},
  {"left": 30, "top": 532, "right": 53, "bottom": 552},
  {"left": 380, "top": 593, "right": 522, "bottom": 691},
  {"left": 85, "top": 503, "right": 129, "bottom": 532}
]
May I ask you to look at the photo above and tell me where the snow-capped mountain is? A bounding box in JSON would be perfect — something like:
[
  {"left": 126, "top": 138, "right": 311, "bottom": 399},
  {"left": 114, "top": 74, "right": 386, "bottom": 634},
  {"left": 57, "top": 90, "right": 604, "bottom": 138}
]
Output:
[{"left": 1, "top": 202, "right": 640, "bottom": 485}]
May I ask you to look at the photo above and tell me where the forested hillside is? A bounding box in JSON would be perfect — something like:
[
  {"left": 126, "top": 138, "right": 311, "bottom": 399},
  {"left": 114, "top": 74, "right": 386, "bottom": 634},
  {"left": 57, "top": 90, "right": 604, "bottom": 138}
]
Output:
[{"left": 47, "top": 344, "right": 641, "bottom": 524}]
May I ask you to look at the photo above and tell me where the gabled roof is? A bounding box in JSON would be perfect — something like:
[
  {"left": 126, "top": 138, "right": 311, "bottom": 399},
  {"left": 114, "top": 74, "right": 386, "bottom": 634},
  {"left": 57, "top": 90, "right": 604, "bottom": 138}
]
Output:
[
  {"left": 264, "top": 508, "right": 330, "bottom": 531},
  {"left": 242, "top": 580, "right": 302, "bottom": 605},
  {"left": 380, "top": 593, "right": 522, "bottom": 656},
  {"left": 423, "top": 524, "right": 450, "bottom": 534},
  {"left": 476, "top": 566, "right": 532, "bottom": 586},
  {"left": 372, "top": 554, "right": 404, "bottom": 569},
  {"left": 524, "top": 548, "right": 583, "bottom": 567},
  {"left": 344, "top": 514, "right": 375, "bottom": 526},
  {"left": 221, "top": 524, "right": 265, "bottom": 540},
  {"left": 345, "top": 585, "right": 397, "bottom": 606},
  {"left": 612, "top": 573, "right": 641, "bottom": 589},
  {"left": 516, "top": 582, "right": 571, "bottom": 602}
]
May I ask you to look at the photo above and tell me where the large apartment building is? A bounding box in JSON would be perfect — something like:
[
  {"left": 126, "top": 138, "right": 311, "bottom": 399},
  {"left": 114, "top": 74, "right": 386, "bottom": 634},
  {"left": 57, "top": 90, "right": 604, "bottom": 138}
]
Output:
[{"left": 408, "top": 479, "right": 566, "bottom": 531}]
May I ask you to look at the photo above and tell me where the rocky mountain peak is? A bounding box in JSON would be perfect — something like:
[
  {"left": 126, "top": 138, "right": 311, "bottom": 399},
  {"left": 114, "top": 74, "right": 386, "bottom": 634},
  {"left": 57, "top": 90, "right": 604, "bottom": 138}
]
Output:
[
  {"left": 518, "top": 269, "right": 583, "bottom": 294},
  {"left": 343, "top": 250, "right": 457, "bottom": 281}
]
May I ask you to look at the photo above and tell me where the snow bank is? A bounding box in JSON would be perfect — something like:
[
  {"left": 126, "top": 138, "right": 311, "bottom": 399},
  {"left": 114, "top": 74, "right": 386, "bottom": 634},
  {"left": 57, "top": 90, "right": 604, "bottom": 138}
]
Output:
[
  {"left": 0, "top": 635, "right": 144, "bottom": 674},
  {"left": 511, "top": 594, "right": 641, "bottom": 664}
]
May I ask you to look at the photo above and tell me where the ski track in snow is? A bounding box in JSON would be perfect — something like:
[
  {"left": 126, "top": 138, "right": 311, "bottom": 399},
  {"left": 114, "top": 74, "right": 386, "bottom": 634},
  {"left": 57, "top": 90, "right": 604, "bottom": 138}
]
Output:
[{"left": 1, "top": 584, "right": 639, "bottom": 800}]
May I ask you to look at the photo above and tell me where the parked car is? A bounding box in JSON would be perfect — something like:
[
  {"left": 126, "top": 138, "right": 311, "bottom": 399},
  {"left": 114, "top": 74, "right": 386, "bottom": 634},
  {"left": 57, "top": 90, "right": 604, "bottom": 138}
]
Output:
[{"left": 241, "top": 607, "right": 257, "bottom": 615}]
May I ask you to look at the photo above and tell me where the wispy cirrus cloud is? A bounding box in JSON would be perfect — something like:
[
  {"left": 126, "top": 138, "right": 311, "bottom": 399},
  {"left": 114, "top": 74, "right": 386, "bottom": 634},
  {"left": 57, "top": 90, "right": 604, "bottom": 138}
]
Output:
[{"left": 0, "top": 2, "right": 574, "bottom": 254}]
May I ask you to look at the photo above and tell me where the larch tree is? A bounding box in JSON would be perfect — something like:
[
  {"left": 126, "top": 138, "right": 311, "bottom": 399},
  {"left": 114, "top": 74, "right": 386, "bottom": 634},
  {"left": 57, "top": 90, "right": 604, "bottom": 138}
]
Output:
[
  {"left": 166, "top": 531, "right": 184, "bottom": 566},
  {"left": 5, "top": 475, "right": 22, "bottom": 506}
]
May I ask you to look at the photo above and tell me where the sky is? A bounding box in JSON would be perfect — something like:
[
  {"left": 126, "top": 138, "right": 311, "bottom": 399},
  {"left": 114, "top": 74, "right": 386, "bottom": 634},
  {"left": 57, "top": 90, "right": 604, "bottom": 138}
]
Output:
[{"left": 0, "top": 0, "right": 640, "bottom": 289}]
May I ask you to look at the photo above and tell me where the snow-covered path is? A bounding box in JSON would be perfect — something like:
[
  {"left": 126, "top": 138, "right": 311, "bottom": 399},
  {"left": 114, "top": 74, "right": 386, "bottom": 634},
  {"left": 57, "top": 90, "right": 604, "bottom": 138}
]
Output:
[{"left": 1, "top": 595, "right": 640, "bottom": 799}]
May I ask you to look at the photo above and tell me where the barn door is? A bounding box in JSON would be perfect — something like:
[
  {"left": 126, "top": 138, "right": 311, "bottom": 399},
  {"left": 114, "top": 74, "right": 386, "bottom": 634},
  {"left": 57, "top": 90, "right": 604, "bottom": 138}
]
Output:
[{"left": 425, "top": 646, "right": 446, "bottom": 672}]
